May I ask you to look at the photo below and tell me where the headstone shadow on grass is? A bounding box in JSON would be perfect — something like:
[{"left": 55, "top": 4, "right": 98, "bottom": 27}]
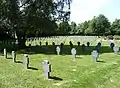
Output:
[
  {"left": 49, "top": 76, "right": 63, "bottom": 81},
  {"left": 15, "top": 61, "right": 23, "bottom": 63},
  {"left": 97, "top": 60, "right": 105, "bottom": 63},
  {"left": 7, "top": 57, "right": 12, "bottom": 59},
  {"left": 28, "top": 67, "right": 38, "bottom": 70}
]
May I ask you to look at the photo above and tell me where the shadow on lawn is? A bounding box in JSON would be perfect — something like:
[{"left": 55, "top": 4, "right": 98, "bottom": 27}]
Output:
[
  {"left": 0, "top": 44, "right": 114, "bottom": 55},
  {"left": 28, "top": 67, "right": 38, "bottom": 70},
  {"left": 17, "top": 45, "right": 113, "bottom": 55},
  {"left": 97, "top": 60, "right": 105, "bottom": 63},
  {"left": 15, "top": 61, "right": 23, "bottom": 63},
  {"left": 49, "top": 76, "right": 63, "bottom": 81},
  {"left": 7, "top": 57, "right": 12, "bottom": 59}
]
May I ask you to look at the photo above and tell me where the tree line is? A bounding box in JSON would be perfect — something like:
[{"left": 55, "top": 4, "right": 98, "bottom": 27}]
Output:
[{"left": 56, "top": 14, "right": 120, "bottom": 36}]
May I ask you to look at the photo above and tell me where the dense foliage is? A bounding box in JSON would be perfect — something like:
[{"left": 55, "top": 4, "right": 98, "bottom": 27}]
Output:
[
  {"left": 58, "top": 14, "right": 120, "bottom": 36},
  {"left": 0, "top": 0, "right": 72, "bottom": 48}
]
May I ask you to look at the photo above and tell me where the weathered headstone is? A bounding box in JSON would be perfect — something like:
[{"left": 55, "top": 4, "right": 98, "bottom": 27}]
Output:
[
  {"left": 69, "top": 41, "right": 73, "bottom": 48},
  {"left": 91, "top": 50, "right": 99, "bottom": 62},
  {"left": 46, "top": 42, "right": 48, "bottom": 46},
  {"left": 113, "top": 46, "right": 119, "bottom": 54},
  {"left": 110, "top": 43, "right": 115, "bottom": 49},
  {"left": 56, "top": 46, "right": 60, "bottom": 55},
  {"left": 77, "top": 42, "right": 80, "bottom": 46},
  {"left": 4, "top": 48, "right": 7, "bottom": 59},
  {"left": 97, "top": 42, "right": 101, "bottom": 47},
  {"left": 87, "top": 42, "right": 90, "bottom": 47},
  {"left": 23, "top": 54, "right": 29, "bottom": 69},
  {"left": 52, "top": 42, "right": 55, "bottom": 46},
  {"left": 42, "top": 60, "right": 51, "bottom": 79},
  {"left": 71, "top": 48, "right": 76, "bottom": 61},
  {"left": 29, "top": 44, "right": 31, "bottom": 47},
  {"left": 60, "top": 43, "right": 64, "bottom": 48},
  {"left": 12, "top": 51, "right": 16, "bottom": 62}
]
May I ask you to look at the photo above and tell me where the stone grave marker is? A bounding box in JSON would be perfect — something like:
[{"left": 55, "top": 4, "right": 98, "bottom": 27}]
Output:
[
  {"left": 110, "top": 43, "right": 115, "bottom": 49},
  {"left": 4, "top": 48, "right": 7, "bottom": 59},
  {"left": 69, "top": 41, "right": 73, "bottom": 48},
  {"left": 113, "top": 46, "right": 119, "bottom": 54},
  {"left": 23, "top": 54, "right": 29, "bottom": 69},
  {"left": 52, "top": 42, "right": 55, "bottom": 46},
  {"left": 12, "top": 51, "right": 16, "bottom": 62},
  {"left": 42, "top": 60, "right": 51, "bottom": 79},
  {"left": 56, "top": 46, "right": 60, "bottom": 55},
  {"left": 91, "top": 50, "right": 99, "bottom": 62},
  {"left": 60, "top": 43, "right": 64, "bottom": 48},
  {"left": 71, "top": 48, "right": 76, "bottom": 61},
  {"left": 97, "top": 42, "right": 101, "bottom": 47},
  {"left": 77, "top": 42, "right": 80, "bottom": 46},
  {"left": 40, "top": 41, "right": 42, "bottom": 46},
  {"left": 87, "top": 42, "right": 90, "bottom": 47},
  {"left": 46, "top": 42, "right": 48, "bottom": 46},
  {"left": 29, "top": 44, "right": 31, "bottom": 47}
]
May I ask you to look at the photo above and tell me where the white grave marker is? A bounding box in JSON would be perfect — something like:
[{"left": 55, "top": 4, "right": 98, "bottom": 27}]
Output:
[
  {"left": 71, "top": 48, "right": 76, "bottom": 61},
  {"left": 23, "top": 54, "right": 29, "bottom": 69},
  {"left": 91, "top": 50, "right": 98, "bottom": 62},
  {"left": 42, "top": 60, "right": 51, "bottom": 79},
  {"left": 4, "top": 48, "right": 7, "bottom": 59},
  {"left": 12, "top": 51, "right": 16, "bottom": 62},
  {"left": 56, "top": 46, "right": 60, "bottom": 55},
  {"left": 113, "top": 46, "right": 119, "bottom": 54}
]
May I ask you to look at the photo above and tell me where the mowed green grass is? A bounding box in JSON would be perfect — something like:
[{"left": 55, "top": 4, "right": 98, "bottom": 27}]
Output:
[{"left": 0, "top": 40, "right": 120, "bottom": 88}]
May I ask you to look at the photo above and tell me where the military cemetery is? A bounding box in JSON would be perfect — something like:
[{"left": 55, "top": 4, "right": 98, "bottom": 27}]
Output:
[{"left": 0, "top": 0, "right": 120, "bottom": 88}]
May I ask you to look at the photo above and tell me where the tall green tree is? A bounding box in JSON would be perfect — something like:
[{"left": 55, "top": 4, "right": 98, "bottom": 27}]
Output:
[
  {"left": 70, "top": 21, "right": 77, "bottom": 34},
  {"left": 76, "top": 21, "right": 89, "bottom": 35},
  {"left": 111, "top": 19, "right": 120, "bottom": 35},
  {"left": 57, "top": 21, "right": 71, "bottom": 35},
  {"left": 93, "top": 14, "right": 111, "bottom": 35},
  {"left": 85, "top": 20, "right": 93, "bottom": 35},
  {"left": 0, "top": 0, "right": 72, "bottom": 48}
]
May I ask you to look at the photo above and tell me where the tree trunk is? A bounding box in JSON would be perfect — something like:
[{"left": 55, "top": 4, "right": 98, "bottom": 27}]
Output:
[
  {"left": 16, "top": 32, "right": 26, "bottom": 49},
  {"left": 17, "top": 36, "right": 26, "bottom": 48}
]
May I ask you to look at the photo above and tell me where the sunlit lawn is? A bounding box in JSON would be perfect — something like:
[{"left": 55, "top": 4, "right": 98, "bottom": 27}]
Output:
[{"left": 0, "top": 40, "right": 120, "bottom": 88}]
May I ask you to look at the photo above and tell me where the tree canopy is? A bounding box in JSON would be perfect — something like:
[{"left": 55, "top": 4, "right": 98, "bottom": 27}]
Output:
[{"left": 0, "top": 0, "right": 72, "bottom": 48}]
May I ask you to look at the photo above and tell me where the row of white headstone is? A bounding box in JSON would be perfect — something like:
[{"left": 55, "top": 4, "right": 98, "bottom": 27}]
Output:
[
  {"left": 26, "top": 36, "right": 66, "bottom": 45},
  {"left": 26, "top": 36, "right": 98, "bottom": 46},
  {"left": 56, "top": 46, "right": 100, "bottom": 62},
  {"left": 4, "top": 49, "right": 29, "bottom": 69},
  {"left": 3, "top": 48, "right": 51, "bottom": 79},
  {"left": 56, "top": 46, "right": 76, "bottom": 61}
]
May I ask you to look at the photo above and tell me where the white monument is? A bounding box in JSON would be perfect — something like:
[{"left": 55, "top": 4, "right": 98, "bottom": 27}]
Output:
[
  {"left": 4, "top": 48, "right": 7, "bottom": 59},
  {"left": 12, "top": 51, "right": 16, "bottom": 62},
  {"left": 23, "top": 54, "right": 29, "bottom": 69},
  {"left": 113, "top": 46, "right": 119, "bottom": 54},
  {"left": 91, "top": 50, "right": 98, "bottom": 62},
  {"left": 71, "top": 48, "right": 76, "bottom": 61},
  {"left": 56, "top": 46, "right": 60, "bottom": 55},
  {"left": 42, "top": 60, "right": 51, "bottom": 79}
]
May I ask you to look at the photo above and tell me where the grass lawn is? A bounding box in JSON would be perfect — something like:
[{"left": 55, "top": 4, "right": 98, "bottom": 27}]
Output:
[{"left": 0, "top": 39, "right": 120, "bottom": 88}]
